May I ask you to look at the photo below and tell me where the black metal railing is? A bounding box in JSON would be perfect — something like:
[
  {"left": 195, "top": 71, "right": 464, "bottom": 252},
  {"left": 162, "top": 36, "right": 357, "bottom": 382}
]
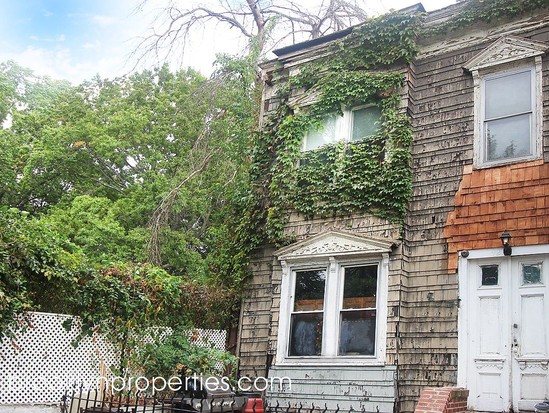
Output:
[
  {"left": 61, "top": 384, "right": 257, "bottom": 413},
  {"left": 61, "top": 384, "right": 373, "bottom": 413}
]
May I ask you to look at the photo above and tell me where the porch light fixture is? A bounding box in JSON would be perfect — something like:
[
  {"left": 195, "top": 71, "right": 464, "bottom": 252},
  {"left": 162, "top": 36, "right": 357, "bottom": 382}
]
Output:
[{"left": 500, "top": 230, "right": 512, "bottom": 256}]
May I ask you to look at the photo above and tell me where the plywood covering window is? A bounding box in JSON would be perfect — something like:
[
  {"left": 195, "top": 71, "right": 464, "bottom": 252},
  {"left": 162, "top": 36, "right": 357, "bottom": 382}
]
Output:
[{"left": 303, "top": 106, "right": 381, "bottom": 151}]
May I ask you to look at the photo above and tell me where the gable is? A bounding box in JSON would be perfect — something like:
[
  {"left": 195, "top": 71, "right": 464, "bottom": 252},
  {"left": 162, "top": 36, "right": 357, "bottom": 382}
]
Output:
[
  {"left": 275, "top": 230, "right": 395, "bottom": 261},
  {"left": 463, "top": 35, "right": 548, "bottom": 72}
]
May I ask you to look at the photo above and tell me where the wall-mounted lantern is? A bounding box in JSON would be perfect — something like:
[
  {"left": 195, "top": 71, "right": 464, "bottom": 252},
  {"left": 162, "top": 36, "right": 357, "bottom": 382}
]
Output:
[{"left": 500, "top": 230, "right": 512, "bottom": 256}]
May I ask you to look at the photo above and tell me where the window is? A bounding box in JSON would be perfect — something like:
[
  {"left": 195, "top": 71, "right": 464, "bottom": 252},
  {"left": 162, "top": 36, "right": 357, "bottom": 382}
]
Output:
[
  {"left": 275, "top": 231, "right": 391, "bottom": 365},
  {"left": 464, "top": 36, "right": 546, "bottom": 168},
  {"left": 481, "top": 67, "right": 535, "bottom": 164},
  {"left": 303, "top": 106, "right": 381, "bottom": 151},
  {"left": 339, "top": 265, "right": 378, "bottom": 356},
  {"left": 289, "top": 269, "right": 326, "bottom": 356},
  {"left": 280, "top": 260, "right": 387, "bottom": 363},
  {"left": 288, "top": 265, "right": 379, "bottom": 358}
]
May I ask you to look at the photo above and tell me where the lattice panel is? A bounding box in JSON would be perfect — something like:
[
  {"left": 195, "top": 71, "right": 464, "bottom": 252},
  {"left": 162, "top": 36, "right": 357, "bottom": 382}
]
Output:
[
  {"left": 0, "top": 312, "right": 118, "bottom": 405},
  {"left": 188, "top": 328, "right": 227, "bottom": 350},
  {"left": 0, "top": 312, "right": 227, "bottom": 406}
]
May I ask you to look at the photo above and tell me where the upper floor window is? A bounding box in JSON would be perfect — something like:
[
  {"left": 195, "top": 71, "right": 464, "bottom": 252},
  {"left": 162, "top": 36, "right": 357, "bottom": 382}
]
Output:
[
  {"left": 463, "top": 36, "right": 546, "bottom": 168},
  {"left": 303, "top": 106, "right": 381, "bottom": 151},
  {"left": 481, "top": 67, "right": 535, "bottom": 164}
]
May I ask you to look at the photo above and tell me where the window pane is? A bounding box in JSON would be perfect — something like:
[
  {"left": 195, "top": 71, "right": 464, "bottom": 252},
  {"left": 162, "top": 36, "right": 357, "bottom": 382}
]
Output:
[
  {"left": 304, "top": 114, "right": 338, "bottom": 150},
  {"left": 289, "top": 313, "right": 323, "bottom": 356},
  {"left": 481, "top": 265, "right": 498, "bottom": 286},
  {"left": 485, "top": 70, "right": 531, "bottom": 119},
  {"left": 339, "top": 310, "right": 376, "bottom": 355},
  {"left": 522, "top": 264, "right": 542, "bottom": 285},
  {"left": 485, "top": 114, "right": 531, "bottom": 161},
  {"left": 343, "top": 266, "right": 377, "bottom": 309},
  {"left": 351, "top": 106, "right": 382, "bottom": 141},
  {"left": 294, "top": 270, "right": 326, "bottom": 311}
]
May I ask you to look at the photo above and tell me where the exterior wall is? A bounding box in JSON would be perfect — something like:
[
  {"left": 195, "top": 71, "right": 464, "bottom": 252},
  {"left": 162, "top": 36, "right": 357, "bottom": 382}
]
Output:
[
  {"left": 267, "top": 365, "right": 397, "bottom": 413},
  {"left": 402, "top": 10, "right": 549, "bottom": 413},
  {"left": 445, "top": 160, "right": 549, "bottom": 271},
  {"left": 238, "top": 5, "right": 549, "bottom": 413},
  {"left": 399, "top": 37, "right": 476, "bottom": 413},
  {"left": 238, "top": 246, "right": 277, "bottom": 379}
]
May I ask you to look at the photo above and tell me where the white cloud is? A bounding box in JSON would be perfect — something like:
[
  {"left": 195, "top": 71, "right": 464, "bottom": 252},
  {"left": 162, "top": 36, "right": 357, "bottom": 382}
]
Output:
[
  {"left": 82, "top": 41, "right": 100, "bottom": 50},
  {"left": 0, "top": 45, "right": 126, "bottom": 84},
  {"left": 28, "top": 34, "right": 65, "bottom": 43},
  {"left": 90, "top": 14, "right": 116, "bottom": 26}
]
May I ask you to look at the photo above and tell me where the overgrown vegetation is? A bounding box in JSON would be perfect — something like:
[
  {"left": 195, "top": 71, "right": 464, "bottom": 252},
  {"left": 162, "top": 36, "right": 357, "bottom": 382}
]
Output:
[
  {"left": 1, "top": 0, "right": 546, "bottom": 372},
  {"left": 139, "top": 331, "right": 238, "bottom": 380},
  {"left": 241, "top": 12, "right": 421, "bottom": 248},
  {"left": 423, "top": 0, "right": 549, "bottom": 37},
  {"left": 0, "top": 59, "right": 251, "bottom": 353}
]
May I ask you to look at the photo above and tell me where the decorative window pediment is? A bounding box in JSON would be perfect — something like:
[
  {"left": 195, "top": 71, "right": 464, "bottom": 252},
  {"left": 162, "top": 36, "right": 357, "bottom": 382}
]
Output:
[
  {"left": 463, "top": 35, "right": 547, "bottom": 72},
  {"left": 274, "top": 230, "right": 393, "bottom": 365},
  {"left": 464, "top": 36, "right": 547, "bottom": 168},
  {"left": 275, "top": 230, "right": 394, "bottom": 261}
]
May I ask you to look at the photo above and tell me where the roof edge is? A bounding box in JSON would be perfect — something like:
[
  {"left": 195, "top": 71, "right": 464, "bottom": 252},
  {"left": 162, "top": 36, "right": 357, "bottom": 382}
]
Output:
[{"left": 273, "top": 3, "right": 426, "bottom": 58}]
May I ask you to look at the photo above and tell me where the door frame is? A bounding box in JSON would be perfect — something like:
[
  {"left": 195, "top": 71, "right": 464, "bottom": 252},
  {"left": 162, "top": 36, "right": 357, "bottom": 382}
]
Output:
[{"left": 457, "top": 243, "right": 549, "bottom": 410}]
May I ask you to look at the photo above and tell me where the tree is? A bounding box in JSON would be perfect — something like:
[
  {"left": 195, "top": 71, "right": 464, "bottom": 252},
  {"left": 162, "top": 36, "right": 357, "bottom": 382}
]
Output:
[
  {"left": 2, "top": 60, "right": 255, "bottom": 284},
  {"left": 133, "top": 0, "right": 369, "bottom": 66},
  {"left": 0, "top": 208, "right": 86, "bottom": 338}
]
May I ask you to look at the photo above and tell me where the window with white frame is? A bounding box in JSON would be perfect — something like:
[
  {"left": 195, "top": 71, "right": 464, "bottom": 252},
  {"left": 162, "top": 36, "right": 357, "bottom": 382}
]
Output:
[
  {"left": 464, "top": 36, "right": 546, "bottom": 168},
  {"left": 282, "top": 259, "right": 386, "bottom": 361},
  {"left": 480, "top": 66, "right": 536, "bottom": 164},
  {"left": 303, "top": 106, "right": 382, "bottom": 151}
]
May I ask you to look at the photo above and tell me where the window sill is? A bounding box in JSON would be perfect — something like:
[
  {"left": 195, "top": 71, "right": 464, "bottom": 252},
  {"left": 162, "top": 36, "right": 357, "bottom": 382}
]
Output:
[
  {"left": 474, "top": 154, "right": 541, "bottom": 170},
  {"left": 276, "top": 357, "right": 386, "bottom": 367}
]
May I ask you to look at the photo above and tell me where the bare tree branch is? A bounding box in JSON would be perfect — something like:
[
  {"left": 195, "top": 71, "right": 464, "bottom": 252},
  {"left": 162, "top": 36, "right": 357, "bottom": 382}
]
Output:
[
  {"left": 147, "top": 145, "right": 220, "bottom": 265},
  {"left": 132, "top": 0, "right": 369, "bottom": 68}
]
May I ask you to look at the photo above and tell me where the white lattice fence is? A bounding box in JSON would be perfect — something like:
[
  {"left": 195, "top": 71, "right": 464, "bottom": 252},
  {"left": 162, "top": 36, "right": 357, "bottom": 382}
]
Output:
[
  {"left": 0, "top": 312, "right": 118, "bottom": 405},
  {"left": 0, "top": 312, "right": 227, "bottom": 406}
]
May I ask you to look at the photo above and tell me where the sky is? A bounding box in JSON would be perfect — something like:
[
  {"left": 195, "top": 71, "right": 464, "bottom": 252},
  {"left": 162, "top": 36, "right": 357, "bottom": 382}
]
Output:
[{"left": 0, "top": 0, "right": 455, "bottom": 85}]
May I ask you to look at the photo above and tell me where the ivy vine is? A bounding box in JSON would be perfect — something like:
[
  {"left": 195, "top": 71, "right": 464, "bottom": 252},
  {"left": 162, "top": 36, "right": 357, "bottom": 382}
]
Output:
[
  {"left": 241, "top": 0, "right": 547, "bottom": 250},
  {"left": 423, "top": 0, "right": 548, "bottom": 37},
  {"left": 242, "top": 12, "right": 421, "bottom": 248}
]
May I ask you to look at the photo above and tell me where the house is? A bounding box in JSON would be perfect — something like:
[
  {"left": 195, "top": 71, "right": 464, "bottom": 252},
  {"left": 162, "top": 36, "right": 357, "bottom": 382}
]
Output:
[{"left": 235, "top": 1, "right": 549, "bottom": 412}]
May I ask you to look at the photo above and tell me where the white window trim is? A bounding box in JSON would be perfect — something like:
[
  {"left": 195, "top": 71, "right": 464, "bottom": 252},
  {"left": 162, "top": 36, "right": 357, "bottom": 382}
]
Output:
[
  {"left": 472, "top": 58, "right": 543, "bottom": 168},
  {"left": 276, "top": 253, "right": 389, "bottom": 366},
  {"left": 302, "top": 105, "right": 380, "bottom": 152}
]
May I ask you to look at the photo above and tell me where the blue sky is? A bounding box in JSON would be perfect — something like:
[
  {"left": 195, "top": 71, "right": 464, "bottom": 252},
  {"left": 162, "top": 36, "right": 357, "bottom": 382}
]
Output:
[
  {"left": 0, "top": 0, "right": 144, "bottom": 83},
  {"left": 0, "top": 0, "right": 455, "bottom": 85}
]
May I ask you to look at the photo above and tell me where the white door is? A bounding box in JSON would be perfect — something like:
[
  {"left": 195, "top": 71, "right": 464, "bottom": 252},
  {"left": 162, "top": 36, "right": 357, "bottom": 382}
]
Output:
[{"left": 467, "top": 255, "right": 549, "bottom": 412}]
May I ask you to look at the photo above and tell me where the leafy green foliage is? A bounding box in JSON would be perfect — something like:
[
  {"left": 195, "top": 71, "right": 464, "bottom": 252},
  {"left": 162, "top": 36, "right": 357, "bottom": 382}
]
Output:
[
  {"left": 140, "top": 331, "right": 238, "bottom": 379},
  {"left": 41, "top": 195, "right": 145, "bottom": 263},
  {"left": 0, "top": 208, "right": 85, "bottom": 337},
  {"left": 423, "top": 0, "right": 548, "bottom": 37},
  {"left": 0, "top": 59, "right": 251, "bottom": 357},
  {"left": 242, "top": 12, "right": 420, "bottom": 247}
]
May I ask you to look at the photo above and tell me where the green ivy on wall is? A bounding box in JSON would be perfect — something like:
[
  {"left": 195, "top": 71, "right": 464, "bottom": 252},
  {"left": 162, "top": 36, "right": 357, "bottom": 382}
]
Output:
[
  {"left": 424, "top": 0, "right": 549, "bottom": 37},
  {"left": 241, "top": 0, "right": 548, "bottom": 250},
  {"left": 242, "top": 12, "right": 422, "bottom": 248}
]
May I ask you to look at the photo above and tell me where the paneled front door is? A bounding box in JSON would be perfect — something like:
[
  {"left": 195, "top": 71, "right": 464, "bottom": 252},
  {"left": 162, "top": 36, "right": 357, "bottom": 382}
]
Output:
[{"left": 465, "top": 254, "right": 549, "bottom": 411}]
